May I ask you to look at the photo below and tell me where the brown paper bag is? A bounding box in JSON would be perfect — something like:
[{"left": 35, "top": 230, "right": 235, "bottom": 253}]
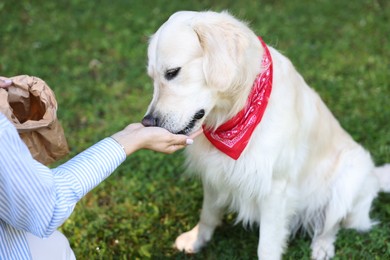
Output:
[{"left": 0, "top": 75, "right": 69, "bottom": 165}]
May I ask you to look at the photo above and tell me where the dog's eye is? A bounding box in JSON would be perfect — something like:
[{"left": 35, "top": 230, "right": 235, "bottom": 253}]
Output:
[{"left": 165, "top": 67, "right": 181, "bottom": 80}]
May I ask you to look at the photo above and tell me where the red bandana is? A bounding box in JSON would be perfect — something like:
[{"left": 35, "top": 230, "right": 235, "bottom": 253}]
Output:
[{"left": 202, "top": 37, "right": 273, "bottom": 160}]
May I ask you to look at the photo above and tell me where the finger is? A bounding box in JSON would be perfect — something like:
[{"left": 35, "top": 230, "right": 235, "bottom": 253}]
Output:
[
  {"left": 174, "top": 130, "right": 201, "bottom": 146},
  {"left": 189, "top": 128, "right": 203, "bottom": 139},
  {"left": 170, "top": 136, "right": 190, "bottom": 146},
  {"left": 168, "top": 144, "right": 186, "bottom": 153},
  {"left": 172, "top": 128, "right": 202, "bottom": 144},
  {"left": 0, "top": 78, "right": 12, "bottom": 88}
]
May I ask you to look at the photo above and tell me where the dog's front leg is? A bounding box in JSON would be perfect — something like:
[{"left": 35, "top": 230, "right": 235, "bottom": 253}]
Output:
[
  {"left": 258, "top": 181, "right": 290, "bottom": 260},
  {"left": 175, "top": 182, "right": 224, "bottom": 253}
]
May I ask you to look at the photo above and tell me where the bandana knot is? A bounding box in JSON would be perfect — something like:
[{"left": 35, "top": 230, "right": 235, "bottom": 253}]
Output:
[{"left": 202, "top": 37, "right": 273, "bottom": 160}]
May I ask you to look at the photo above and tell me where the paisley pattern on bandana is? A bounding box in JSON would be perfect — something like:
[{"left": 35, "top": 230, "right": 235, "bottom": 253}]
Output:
[{"left": 203, "top": 37, "right": 273, "bottom": 160}]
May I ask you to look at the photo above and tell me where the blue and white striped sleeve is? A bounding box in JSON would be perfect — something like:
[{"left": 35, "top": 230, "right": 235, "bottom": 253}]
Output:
[{"left": 0, "top": 114, "right": 126, "bottom": 238}]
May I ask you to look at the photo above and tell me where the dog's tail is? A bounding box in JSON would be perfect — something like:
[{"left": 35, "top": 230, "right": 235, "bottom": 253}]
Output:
[{"left": 374, "top": 164, "right": 390, "bottom": 192}]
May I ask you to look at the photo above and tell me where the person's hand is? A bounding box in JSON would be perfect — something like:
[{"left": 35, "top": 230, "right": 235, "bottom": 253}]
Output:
[
  {"left": 0, "top": 77, "right": 12, "bottom": 88},
  {"left": 111, "top": 123, "right": 203, "bottom": 155}
]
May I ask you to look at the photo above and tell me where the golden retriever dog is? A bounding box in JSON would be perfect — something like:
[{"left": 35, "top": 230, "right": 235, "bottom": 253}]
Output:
[{"left": 141, "top": 10, "right": 389, "bottom": 259}]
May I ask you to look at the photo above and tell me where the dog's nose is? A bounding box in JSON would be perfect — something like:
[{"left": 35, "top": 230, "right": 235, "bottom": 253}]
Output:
[{"left": 142, "top": 114, "right": 159, "bottom": 127}]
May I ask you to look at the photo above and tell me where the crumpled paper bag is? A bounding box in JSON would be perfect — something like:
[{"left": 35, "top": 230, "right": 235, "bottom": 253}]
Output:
[{"left": 0, "top": 75, "right": 69, "bottom": 165}]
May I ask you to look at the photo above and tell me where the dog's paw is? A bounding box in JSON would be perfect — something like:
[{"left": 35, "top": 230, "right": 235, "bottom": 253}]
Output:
[
  {"left": 311, "top": 239, "right": 335, "bottom": 260},
  {"left": 174, "top": 231, "right": 200, "bottom": 253},
  {"left": 174, "top": 224, "right": 208, "bottom": 254}
]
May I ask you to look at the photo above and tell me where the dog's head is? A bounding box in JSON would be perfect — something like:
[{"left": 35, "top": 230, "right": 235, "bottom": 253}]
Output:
[{"left": 142, "top": 11, "right": 262, "bottom": 134}]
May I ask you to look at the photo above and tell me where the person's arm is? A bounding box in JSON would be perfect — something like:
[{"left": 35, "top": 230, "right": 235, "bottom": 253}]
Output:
[
  {"left": 47, "top": 124, "right": 199, "bottom": 231},
  {"left": 0, "top": 115, "right": 126, "bottom": 238},
  {"left": 0, "top": 112, "right": 201, "bottom": 238}
]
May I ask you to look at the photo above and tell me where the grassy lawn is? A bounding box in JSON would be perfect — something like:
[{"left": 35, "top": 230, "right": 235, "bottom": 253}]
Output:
[{"left": 1, "top": 0, "right": 389, "bottom": 259}]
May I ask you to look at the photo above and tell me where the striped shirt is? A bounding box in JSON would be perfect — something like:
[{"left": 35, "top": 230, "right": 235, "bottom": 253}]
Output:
[{"left": 0, "top": 113, "right": 126, "bottom": 259}]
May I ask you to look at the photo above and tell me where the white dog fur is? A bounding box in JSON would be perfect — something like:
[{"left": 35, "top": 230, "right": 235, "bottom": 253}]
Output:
[{"left": 142, "top": 10, "right": 390, "bottom": 259}]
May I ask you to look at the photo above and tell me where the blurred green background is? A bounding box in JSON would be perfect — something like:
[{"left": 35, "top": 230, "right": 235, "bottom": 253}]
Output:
[{"left": 1, "top": 0, "right": 389, "bottom": 259}]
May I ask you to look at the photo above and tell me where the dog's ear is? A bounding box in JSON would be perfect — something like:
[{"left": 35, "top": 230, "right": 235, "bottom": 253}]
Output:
[{"left": 192, "top": 11, "right": 253, "bottom": 92}]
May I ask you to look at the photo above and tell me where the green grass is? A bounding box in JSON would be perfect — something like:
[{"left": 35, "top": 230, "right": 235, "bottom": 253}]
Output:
[{"left": 1, "top": 0, "right": 389, "bottom": 259}]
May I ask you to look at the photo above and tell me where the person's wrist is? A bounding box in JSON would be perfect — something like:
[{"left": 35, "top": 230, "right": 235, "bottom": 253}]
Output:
[
  {"left": 110, "top": 136, "right": 126, "bottom": 154},
  {"left": 111, "top": 129, "right": 144, "bottom": 156}
]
